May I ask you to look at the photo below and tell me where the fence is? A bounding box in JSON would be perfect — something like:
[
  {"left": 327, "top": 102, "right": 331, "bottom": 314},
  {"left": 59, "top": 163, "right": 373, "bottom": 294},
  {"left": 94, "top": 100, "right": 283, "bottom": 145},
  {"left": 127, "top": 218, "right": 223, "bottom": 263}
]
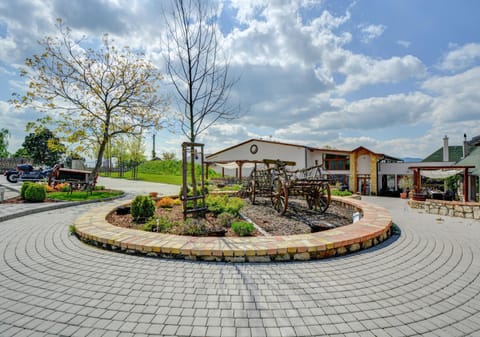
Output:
[
  {"left": 85, "top": 160, "right": 141, "bottom": 180},
  {"left": 0, "top": 158, "right": 30, "bottom": 171}
]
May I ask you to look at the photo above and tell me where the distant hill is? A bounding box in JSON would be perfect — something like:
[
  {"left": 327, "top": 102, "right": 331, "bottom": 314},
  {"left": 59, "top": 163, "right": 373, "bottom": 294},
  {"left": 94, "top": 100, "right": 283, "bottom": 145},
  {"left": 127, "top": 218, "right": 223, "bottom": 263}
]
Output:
[{"left": 402, "top": 157, "right": 423, "bottom": 163}]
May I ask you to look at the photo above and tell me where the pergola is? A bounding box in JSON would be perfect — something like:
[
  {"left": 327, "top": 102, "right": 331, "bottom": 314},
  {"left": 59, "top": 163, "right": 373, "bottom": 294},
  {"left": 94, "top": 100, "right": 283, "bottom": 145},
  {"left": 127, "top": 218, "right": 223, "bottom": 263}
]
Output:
[
  {"left": 205, "top": 160, "right": 264, "bottom": 182},
  {"left": 205, "top": 159, "right": 297, "bottom": 182},
  {"left": 408, "top": 165, "right": 475, "bottom": 202}
]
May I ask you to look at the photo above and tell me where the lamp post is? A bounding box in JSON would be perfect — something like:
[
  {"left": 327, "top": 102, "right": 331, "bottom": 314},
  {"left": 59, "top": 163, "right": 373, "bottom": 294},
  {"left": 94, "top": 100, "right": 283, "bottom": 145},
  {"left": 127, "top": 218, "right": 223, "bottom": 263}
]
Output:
[{"left": 152, "top": 133, "right": 156, "bottom": 160}]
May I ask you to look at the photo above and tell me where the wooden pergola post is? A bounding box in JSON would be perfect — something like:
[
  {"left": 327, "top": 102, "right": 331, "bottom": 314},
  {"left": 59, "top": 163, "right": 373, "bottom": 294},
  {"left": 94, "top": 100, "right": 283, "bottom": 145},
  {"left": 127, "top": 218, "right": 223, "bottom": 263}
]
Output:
[
  {"left": 237, "top": 161, "right": 244, "bottom": 183},
  {"left": 464, "top": 167, "right": 469, "bottom": 202},
  {"left": 412, "top": 168, "right": 421, "bottom": 193}
]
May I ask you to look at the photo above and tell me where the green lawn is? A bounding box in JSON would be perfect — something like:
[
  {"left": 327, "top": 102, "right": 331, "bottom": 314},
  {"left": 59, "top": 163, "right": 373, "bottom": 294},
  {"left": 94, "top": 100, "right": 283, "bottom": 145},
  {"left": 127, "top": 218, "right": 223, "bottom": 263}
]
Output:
[
  {"left": 100, "top": 159, "right": 220, "bottom": 185},
  {"left": 48, "top": 190, "right": 123, "bottom": 201},
  {"left": 132, "top": 173, "right": 183, "bottom": 185},
  {"left": 101, "top": 172, "right": 183, "bottom": 185}
]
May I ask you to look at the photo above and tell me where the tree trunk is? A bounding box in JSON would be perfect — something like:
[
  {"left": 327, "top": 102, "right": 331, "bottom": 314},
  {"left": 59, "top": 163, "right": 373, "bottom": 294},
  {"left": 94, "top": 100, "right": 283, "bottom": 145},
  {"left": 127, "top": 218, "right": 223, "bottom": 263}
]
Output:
[
  {"left": 90, "top": 120, "right": 110, "bottom": 184},
  {"left": 91, "top": 137, "right": 107, "bottom": 184}
]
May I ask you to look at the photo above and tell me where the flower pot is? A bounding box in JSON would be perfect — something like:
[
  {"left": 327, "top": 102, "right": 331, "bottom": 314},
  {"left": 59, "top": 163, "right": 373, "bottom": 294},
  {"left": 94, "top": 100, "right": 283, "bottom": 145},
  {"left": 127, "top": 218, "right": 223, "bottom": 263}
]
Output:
[{"left": 400, "top": 192, "right": 407, "bottom": 199}]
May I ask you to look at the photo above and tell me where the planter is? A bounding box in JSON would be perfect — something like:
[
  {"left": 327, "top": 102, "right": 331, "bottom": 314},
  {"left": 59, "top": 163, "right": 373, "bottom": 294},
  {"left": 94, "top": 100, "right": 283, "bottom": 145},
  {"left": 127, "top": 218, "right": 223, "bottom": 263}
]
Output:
[
  {"left": 412, "top": 193, "right": 427, "bottom": 201},
  {"left": 400, "top": 192, "right": 407, "bottom": 199}
]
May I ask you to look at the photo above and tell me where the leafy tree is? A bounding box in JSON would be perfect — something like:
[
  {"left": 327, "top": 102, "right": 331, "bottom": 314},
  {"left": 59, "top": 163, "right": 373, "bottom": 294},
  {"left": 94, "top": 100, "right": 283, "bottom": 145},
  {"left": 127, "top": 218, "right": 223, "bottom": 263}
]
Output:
[
  {"left": 0, "top": 128, "right": 9, "bottom": 158},
  {"left": 161, "top": 151, "right": 176, "bottom": 161},
  {"left": 12, "top": 19, "right": 169, "bottom": 180},
  {"left": 126, "top": 134, "right": 147, "bottom": 165},
  {"left": 164, "top": 0, "right": 239, "bottom": 196},
  {"left": 22, "top": 127, "right": 65, "bottom": 166},
  {"left": 12, "top": 147, "right": 30, "bottom": 159}
]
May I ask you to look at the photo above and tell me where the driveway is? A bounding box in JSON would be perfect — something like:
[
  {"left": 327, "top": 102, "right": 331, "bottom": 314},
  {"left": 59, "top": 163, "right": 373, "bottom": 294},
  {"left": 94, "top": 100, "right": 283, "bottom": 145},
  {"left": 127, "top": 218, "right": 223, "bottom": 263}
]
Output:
[
  {"left": 0, "top": 191, "right": 479, "bottom": 336},
  {"left": 97, "top": 176, "right": 180, "bottom": 197}
]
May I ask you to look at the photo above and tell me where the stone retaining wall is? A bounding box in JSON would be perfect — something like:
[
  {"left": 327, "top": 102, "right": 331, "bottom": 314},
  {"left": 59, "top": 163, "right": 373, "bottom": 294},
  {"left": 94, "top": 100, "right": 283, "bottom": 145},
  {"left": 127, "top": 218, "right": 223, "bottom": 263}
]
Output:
[{"left": 408, "top": 199, "right": 480, "bottom": 219}]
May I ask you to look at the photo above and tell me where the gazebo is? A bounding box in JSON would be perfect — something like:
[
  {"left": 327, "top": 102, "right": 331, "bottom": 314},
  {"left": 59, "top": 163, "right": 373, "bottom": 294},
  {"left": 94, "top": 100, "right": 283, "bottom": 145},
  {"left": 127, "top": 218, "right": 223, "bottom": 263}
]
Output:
[{"left": 408, "top": 165, "right": 475, "bottom": 202}]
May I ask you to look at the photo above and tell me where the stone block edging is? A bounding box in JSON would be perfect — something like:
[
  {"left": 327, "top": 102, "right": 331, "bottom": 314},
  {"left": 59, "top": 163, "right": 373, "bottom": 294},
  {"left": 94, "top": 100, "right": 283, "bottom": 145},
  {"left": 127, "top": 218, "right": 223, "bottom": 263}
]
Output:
[
  {"left": 74, "top": 196, "right": 392, "bottom": 262},
  {"left": 408, "top": 199, "right": 480, "bottom": 219}
]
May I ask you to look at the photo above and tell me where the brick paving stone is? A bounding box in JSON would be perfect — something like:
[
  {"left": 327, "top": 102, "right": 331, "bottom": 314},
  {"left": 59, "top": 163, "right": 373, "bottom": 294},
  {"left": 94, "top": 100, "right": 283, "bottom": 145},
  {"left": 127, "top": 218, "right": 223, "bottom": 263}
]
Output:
[
  {"left": 220, "top": 326, "right": 237, "bottom": 337},
  {"left": 0, "top": 195, "right": 480, "bottom": 336}
]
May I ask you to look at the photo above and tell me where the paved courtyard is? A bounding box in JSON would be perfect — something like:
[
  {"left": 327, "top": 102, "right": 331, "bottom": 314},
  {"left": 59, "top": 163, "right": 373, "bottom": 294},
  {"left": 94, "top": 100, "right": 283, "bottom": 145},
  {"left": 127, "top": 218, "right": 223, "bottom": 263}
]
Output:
[{"left": 0, "top": 176, "right": 479, "bottom": 336}]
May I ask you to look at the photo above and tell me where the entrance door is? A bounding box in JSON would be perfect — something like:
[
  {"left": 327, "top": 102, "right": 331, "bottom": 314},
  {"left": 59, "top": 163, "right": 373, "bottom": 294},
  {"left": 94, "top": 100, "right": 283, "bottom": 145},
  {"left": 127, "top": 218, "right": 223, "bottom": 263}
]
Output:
[{"left": 357, "top": 176, "right": 371, "bottom": 195}]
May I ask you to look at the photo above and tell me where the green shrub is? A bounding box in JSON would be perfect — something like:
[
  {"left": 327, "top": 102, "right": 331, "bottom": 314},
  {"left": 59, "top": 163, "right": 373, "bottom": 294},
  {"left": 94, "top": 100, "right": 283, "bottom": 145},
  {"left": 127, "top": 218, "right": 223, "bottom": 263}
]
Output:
[
  {"left": 224, "top": 197, "right": 245, "bottom": 215},
  {"left": 61, "top": 184, "right": 72, "bottom": 193},
  {"left": 179, "top": 185, "right": 208, "bottom": 199},
  {"left": 94, "top": 185, "right": 105, "bottom": 190},
  {"left": 231, "top": 221, "right": 254, "bottom": 236},
  {"left": 20, "top": 182, "right": 34, "bottom": 199},
  {"left": 24, "top": 183, "right": 47, "bottom": 202},
  {"left": 330, "top": 189, "right": 352, "bottom": 197},
  {"left": 206, "top": 195, "right": 245, "bottom": 216},
  {"left": 131, "top": 195, "right": 155, "bottom": 222},
  {"left": 68, "top": 225, "right": 76, "bottom": 235},
  {"left": 142, "top": 216, "right": 175, "bottom": 232},
  {"left": 184, "top": 219, "right": 208, "bottom": 236},
  {"left": 217, "top": 212, "right": 235, "bottom": 227}
]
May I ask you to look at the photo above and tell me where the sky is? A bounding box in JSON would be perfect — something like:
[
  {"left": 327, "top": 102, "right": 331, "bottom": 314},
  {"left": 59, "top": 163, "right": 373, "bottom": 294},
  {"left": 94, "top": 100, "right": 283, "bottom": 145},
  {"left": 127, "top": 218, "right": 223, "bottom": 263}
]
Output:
[{"left": 1, "top": 0, "right": 480, "bottom": 162}]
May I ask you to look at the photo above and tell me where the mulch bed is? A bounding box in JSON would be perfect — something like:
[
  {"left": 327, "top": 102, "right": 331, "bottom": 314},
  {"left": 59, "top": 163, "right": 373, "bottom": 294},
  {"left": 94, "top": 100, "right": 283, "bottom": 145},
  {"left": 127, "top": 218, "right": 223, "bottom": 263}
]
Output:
[
  {"left": 241, "top": 197, "right": 354, "bottom": 235},
  {"left": 107, "top": 197, "right": 354, "bottom": 237},
  {"left": 107, "top": 204, "right": 258, "bottom": 237}
]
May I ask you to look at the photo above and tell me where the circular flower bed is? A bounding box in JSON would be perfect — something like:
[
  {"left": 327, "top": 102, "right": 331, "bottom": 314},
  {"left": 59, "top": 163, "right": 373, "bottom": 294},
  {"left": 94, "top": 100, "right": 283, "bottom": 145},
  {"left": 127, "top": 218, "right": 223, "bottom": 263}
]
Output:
[{"left": 107, "top": 195, "right": 354, "bottom": 237}]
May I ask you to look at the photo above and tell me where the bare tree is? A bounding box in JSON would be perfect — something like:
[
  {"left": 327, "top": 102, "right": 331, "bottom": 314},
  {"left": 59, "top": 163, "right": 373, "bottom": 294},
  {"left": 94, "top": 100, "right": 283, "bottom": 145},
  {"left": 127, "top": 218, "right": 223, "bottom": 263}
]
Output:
[
  {"left": 12, "top": 19, "right": 168, "bottom": 180},
  {"left": 164, "top": 0, "right": 239, "bottom": 193}
]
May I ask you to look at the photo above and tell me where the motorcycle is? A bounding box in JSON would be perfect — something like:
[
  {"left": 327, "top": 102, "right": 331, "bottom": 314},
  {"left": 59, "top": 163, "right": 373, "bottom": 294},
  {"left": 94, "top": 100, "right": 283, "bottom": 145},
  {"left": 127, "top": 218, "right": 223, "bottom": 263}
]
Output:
[{"left": 3, "top": 164, "right": 52, "bottom": 183}]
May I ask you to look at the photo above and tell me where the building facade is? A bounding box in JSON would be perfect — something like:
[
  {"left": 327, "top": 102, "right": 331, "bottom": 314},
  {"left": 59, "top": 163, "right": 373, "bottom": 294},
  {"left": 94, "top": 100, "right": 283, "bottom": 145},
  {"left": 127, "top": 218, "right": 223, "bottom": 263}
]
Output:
[
  {"left": 206, "top": 139, "right": 399, "bottom": 195},
  {"left": 206, "top": 135, "right": 479, "bottom": 200}
]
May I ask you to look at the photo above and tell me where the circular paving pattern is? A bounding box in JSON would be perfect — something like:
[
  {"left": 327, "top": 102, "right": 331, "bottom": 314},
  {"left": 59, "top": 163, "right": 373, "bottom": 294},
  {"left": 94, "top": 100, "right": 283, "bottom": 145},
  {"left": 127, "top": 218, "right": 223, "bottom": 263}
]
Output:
[{"left": 0, "top": 197, "right": 479, "bottom": 336}]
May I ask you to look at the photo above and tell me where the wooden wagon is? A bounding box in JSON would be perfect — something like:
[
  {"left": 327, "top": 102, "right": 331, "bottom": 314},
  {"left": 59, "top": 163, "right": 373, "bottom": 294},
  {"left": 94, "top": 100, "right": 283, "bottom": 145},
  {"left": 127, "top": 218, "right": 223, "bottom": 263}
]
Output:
[
  {"left": 245, "top": 159, "right": 331, "bottom": 215},
  {"left": 48, "top": 166, "right": 98, "bottom": 192}
]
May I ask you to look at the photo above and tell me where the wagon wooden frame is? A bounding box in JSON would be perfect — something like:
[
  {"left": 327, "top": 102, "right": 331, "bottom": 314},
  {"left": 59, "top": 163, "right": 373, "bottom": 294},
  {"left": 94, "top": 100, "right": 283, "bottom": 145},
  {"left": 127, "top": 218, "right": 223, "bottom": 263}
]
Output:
[{"left": 245, "top": 159, "right": 331, "bottom": 215}]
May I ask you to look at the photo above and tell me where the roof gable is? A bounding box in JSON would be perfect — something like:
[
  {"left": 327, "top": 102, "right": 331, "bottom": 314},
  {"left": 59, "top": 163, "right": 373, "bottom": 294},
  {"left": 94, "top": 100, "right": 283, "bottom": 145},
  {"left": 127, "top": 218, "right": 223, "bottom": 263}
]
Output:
[{"left": 206, "top": 138, "right": 307, "bottom": 160}]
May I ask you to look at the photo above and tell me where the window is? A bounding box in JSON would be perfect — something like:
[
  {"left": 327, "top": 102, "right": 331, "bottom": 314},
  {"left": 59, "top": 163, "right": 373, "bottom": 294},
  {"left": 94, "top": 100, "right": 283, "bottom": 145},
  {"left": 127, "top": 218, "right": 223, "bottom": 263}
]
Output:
[{"left": 325, "top": 154, "right": 349, "bottom": 170}]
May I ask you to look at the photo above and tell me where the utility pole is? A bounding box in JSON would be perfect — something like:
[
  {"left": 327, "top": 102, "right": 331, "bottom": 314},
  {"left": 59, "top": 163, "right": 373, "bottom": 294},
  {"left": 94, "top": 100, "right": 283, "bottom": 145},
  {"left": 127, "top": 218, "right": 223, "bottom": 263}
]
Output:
[{"left": 152, "top": 134, "right": 156, "bottom": 160}]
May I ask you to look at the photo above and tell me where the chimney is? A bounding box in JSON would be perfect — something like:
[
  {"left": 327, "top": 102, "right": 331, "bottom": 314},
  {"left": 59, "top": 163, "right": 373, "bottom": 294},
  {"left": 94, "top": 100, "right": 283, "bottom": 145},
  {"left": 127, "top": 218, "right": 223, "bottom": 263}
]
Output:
[
  {"left": 443, "top": 135, "right": 449, "bottom": 162},
  {"left": 463, "top": 133, "right": 469, "bottom": 158}
]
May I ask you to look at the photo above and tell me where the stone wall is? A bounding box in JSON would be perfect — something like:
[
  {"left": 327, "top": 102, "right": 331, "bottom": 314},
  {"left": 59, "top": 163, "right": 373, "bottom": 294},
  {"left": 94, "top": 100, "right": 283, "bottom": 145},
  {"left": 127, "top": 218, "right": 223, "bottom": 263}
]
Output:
[{"left": 408, "top": 199, "right": 480, "bottom": 220}]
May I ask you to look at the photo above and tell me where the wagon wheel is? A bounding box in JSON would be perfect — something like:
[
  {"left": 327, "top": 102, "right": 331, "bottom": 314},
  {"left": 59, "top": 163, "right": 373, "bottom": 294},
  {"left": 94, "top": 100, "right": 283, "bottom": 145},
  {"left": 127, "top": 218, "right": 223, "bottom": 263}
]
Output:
[
  {"left": 306, "top": 182, "right": 331, "bottom": 214},
  {"left": 271, "top": 178, "right": 288, "bottom": 215},
  {"left": 247, "top": 179, "right": 256, "bottom": 204}
]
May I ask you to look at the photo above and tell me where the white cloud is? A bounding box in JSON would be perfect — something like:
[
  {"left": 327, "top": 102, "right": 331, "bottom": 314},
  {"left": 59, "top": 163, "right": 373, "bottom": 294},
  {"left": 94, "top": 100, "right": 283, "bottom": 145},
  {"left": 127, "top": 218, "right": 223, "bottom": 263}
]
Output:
[
  {"left": 397, "top": 40, "right": 411, "bottom": 48},
  {"left": 0, "top": 36, "right": 18, "bottom": 63},
  {"left": 275, "top": 92, "right": 433, "bottom": 140},
  {"left": 422, "top": 67, "right": 480, "bottom": 123},
  {"left": 438, "top": 43, "right": 480, "bottom": 72},
  {"left": 337, "top": 54, "right": 426, "bottom": 94},
  {"left": 358, "top": 23, "right": 386, "bottom": 43}
]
